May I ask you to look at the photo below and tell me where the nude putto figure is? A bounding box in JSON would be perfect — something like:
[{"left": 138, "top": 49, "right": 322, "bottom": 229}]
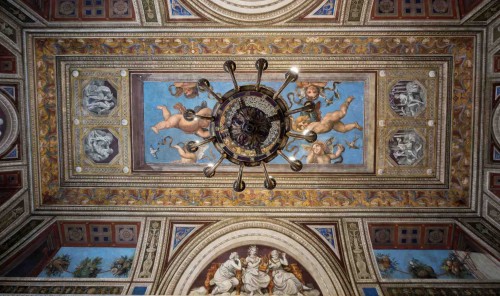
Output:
[
  {"left": 151, "top": 102, "right": 212, "bottom": 138},
  {"left": 305, "top": 96, "right": 362, "bottom": 134},
  {"left": 293, "top": 96, "right": 362, "bottom": 134}
]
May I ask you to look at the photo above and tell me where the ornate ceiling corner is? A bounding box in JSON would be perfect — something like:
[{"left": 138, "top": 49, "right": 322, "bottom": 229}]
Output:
[
  {"left": 165, "top": 0, "right": 202, "bottom": 21},
  {"left": 457, "top": 218, "right": 500, "bottom": 255},
  {"left": 0, "top": 42, "right": 22, "bottom": 78},
  {"left": 0, "top": 216, "right": 51, "bottom": 263},
  {"left": 485, "top": 171, "right": 500, "bottom": 199},
  {"left": 165, "top": 221, "right": 209, "bottom": 262},
  {"left": 483, "top": 194, "right": 500, "bottom": 229},
  {"left": 287, "top": 0, "right": 342, "bottom": 24},
  {"left": 465, "top": 0, "right": 500, "bottom": 24},
  {"left": 0, "top": 168, "right": 27, "bottom": 210},
  {"left": 0, "top": 0, "right": 45, "bottom": 26},
  {"left": 0, "top": 11, "right": 22, "bottom": 52},
  {"left": 0, "top": 190, "right": 28, "bottom": 237},
  {"left": 12, "top": 0, "right": 50, "bottom": 21},
  {"left": 487, "top": 16, "right": 500, "bottom": 49},
  {"left": 304, "top": 223, "right": 343, "bottom": 261}
]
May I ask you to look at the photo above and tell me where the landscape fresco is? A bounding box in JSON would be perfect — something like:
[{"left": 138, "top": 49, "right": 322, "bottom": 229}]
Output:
[
  {"left": 38, "top": 247, "right": 135, "bottom": 278},
  {"left": 143, "top": 79, "right": 366, "bottom": 168},
  {"left": 373, "top": 249, "right": 500, "bottom": 280}
]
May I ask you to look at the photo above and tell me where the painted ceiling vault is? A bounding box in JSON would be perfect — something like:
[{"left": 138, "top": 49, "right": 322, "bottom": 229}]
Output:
[{"left": 0, "top": 0, "right": 500, "bottom": 295}]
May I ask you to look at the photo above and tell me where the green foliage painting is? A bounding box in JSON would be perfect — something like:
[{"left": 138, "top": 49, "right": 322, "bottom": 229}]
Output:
[{"left": 39, "top": 247, "right": 135, "bottom": 278}]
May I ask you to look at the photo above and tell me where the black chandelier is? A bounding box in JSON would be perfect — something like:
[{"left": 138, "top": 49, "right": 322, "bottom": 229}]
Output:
[{"left": 183, "top": 59, "right": 317, "bottom": 191}]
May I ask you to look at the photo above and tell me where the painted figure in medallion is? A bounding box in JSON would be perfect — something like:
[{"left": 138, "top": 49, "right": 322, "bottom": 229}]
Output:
[
  {"left": 210, "top": 252, "right": 242, "bottom": 295},
  {"left": 84, "top": 129, "right": 115, "bottom": 162},
  {"left": 268, "top": 250, "right": 311, "bottom": 295},
  {"left": 389, "top": 130, "right": 424, "bottom": 165},
  {"left": 242, "top": 245, "right": 270, "bottom": 296},
  {"left": 83, "top": 80, "right": 117, "bottom": 115},
  {"left": 389, "top": 80, "right": 426, "bottom": 117}
]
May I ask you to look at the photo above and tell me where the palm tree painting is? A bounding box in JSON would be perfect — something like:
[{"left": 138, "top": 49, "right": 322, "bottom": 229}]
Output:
[{"left": 39, "top": 247, "right": 135, "bottom": 278}]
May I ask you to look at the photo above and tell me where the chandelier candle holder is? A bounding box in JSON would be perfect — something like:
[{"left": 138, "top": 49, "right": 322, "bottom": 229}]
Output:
[{"left": 184, "top": 59, "right": 317, "bottom": 192}]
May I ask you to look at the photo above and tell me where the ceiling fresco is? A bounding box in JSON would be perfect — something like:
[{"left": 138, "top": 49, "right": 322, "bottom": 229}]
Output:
[
  {"left": 26, "top": 32, "right": 474, "bottom": 209},
  {"left": 1, "top": 0, "right": 500, "bottom": 295}
]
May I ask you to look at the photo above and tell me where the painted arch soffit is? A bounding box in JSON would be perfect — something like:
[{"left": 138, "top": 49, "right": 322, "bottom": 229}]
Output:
[
  {"left": 178, "top": 0, "right": 323, "bottom": 25},
  {"left": 27, "top": 32, "right": 477, "bottom": 210}
]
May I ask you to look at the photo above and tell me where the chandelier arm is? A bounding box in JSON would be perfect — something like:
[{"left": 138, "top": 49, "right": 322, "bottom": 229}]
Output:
[
  {"left": 183, "top": 109, "right": 214, "bottom": 122},
  {"left": 285, "top": 101, "right": 315, "bottom": 116},
  {"left": 287, "top": 131, "right": 318, "bottom": 143},
  {"left": 273, "top": 69, "right": 299, "bottom": 100},
  {"left": 255, "top": 58, "right": 268, "bottom": 91},
  {"left": 224, "top": 60, "right": 239, "bottom": 92},
  {"left": 278, "top": 150, "right": 303, "bottom": 172},
  {"left": 186, "top": 137, "right": 216, "bottom": 153},
  {"left": 262, "top": 162, "right": 276, "bottom": 190},
  {"left": 198, "top": 79, "right": 225, "bottom": 103},
  {"left": 203, "top": 153, "right": 226, "bottom": 178},
  {"left": 233, "top": 163, "right": 246, "bottom": 192}
]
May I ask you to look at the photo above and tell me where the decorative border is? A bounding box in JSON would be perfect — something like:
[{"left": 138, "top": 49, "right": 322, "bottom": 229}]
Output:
[
  {"left": 26, "top": 32, "right": 477, "bottom": 210},
  {"left": 0, "top": 282, "right": 127, "bottom": 294},
  {"left": 135, "top": 219, "right": 164, "bottom": 280},
  {"left": 342, "top": 219, "right": 376, "bottom": 283},
  {"left": 381, "top": 284, "right": 500, "bottom": 295}
]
